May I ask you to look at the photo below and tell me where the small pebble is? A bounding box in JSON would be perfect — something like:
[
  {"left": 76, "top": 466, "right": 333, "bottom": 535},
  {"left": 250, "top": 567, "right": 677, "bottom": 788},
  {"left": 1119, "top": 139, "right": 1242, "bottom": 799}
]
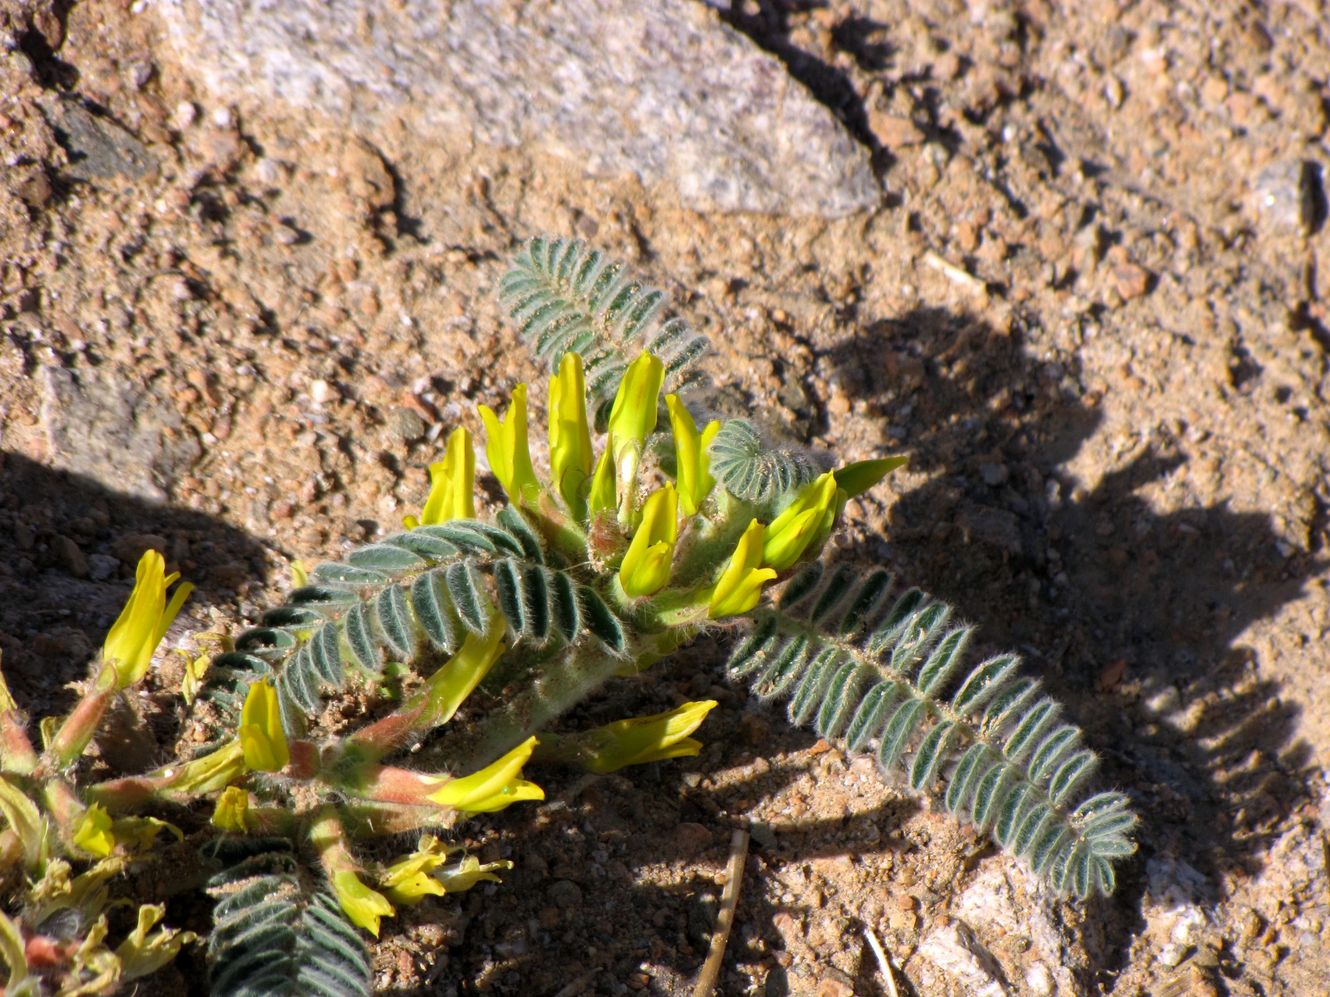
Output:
[{"left": 1112, "top": 262, "right": 1151, "bottom": 300}]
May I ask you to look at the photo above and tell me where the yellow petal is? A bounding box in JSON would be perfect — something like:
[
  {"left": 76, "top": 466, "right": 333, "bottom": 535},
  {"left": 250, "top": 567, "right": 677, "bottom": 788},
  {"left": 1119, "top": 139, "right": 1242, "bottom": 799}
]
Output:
[
  {"left": 414, "top": 426, "right": 476, "bottom": 526},
  {"left": 618, "top": 485, "right": 678, "bottom": 597},
  {"left": 833, "top": 456, "right": 907, "bottom": 498},
  {"left": 211, "top": 787, "right": 252, "bottom": 833},
  {"left": 101, "top": 551, "right": 193, "bottom": 690},
  {"left": 432, "top": 856, "right": 514, "bottom": 892},
  {"left": 380, "top": 835, "right": 451, "bottom": 904},
  {"left": 763, "top": 473, "right": 838, "bottom": 570},
  {"left": 331, "top": 870, "right": 395, "bottom": 937},
  {"left": 239, "top": 679, "right": 289, "bottom": 772},
  {"left": 115, "top": 903, "right": 197, "bottom": 982},
  {"left": 422, "top": 623, "right": 507, "bottom": 725},
  {"left": 666, "top": 394, "right": 719, "bottom": 517},
  {"left": 708, "top": 520, "right": 778, "bottom": 618},
  {"left": 587, "top": 447, "right": 617, "bottom": 517},
  {"left": 427, "top": 736, "right": 543, "bottom": 812},
  {"left": 578, "top": 700, "right": 719, "bottom": 773},
  {"left": 549, "top": 353, "right": 593, "bottom": 519},
  {"left": 607, "top": 353, "right": 664, "bottom": 456},
  {"left": 478, "top": 384, "right": 540, "bottom": 505},
  {"left": 72, "top": 803, "right": 115, "bottom": 858}
]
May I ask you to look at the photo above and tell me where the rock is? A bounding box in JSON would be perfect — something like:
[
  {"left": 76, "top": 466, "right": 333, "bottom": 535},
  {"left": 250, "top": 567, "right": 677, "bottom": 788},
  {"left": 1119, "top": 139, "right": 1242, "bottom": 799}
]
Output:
[
  {"left": 870, "top": 111, "right": 925, "bottom": 148},
  {"left": 547, "top": 879, "right": 583, "bottom": 909},
  {"left": 40, "top": 367, "right": 201, "bottom": 502},
  {"left": 918, "top": 920, "right": 1009, "bottom": 997},
  {"left": 671, "top": 822, "right": 712, "bottom": 854},
  {"left": 1253, "top": 160, "right": 1315, "bottom": 236},
  {"left": 154, "top": 0, "right": 879, "bottom": 217},
  {"left": 1111, "top": 262, "right": 1152, "bottom": 301},
  {"left": 52, "top": 535, "right": 89, "bottom": 578},
  {"left": 37, "top": 96, "right": 156, "bottom": 182}
]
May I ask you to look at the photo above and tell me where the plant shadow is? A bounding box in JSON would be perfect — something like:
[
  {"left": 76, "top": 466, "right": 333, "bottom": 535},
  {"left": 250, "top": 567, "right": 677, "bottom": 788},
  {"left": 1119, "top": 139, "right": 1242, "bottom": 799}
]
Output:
[
  {"left": 0, "top": 450, "right": 278, "bottom": 725},
  {"left": 823, "top": 305, "right": 1322, "bottom": 971}
]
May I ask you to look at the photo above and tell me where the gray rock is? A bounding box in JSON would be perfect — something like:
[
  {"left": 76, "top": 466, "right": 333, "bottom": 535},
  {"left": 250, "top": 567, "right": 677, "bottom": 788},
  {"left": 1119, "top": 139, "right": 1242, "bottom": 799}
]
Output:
[
  {"left": 1253, "top": 160, "right": 1315, "bottom": 236},
  {"left": 40, "top": 366, "right": 201, "bottom": 502},
  {"left": 153, "top": 0, "right": 879, "bottom": 217},
  {"left": 38, "top": 96, "right": 157, "bottom": 182}
]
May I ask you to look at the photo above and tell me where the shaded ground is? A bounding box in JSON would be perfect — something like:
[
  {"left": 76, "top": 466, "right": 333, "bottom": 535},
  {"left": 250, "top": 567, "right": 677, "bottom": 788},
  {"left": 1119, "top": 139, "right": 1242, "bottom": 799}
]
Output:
[{"left": 1, "top": 0, "right": 1328, "bottom": 994}]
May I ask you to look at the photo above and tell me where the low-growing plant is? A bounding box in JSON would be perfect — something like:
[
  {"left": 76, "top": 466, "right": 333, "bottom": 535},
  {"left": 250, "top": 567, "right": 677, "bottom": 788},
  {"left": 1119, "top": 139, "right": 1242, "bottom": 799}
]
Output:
[{"left": 0, "top": 237, "right": 1136, "bottom": 995}]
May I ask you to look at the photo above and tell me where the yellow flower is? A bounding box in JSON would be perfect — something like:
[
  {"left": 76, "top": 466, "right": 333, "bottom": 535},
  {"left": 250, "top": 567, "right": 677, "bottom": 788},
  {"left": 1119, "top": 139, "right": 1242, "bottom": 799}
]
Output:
[
  {"left": 72, "top": 803, "right": 115, "bottom": 858},
  {"left": 478, "top": 384, "right": 540, "bottom": 505},
  {"left": 211, "top": 787, "right": 251, "bottom": 833},
  {"left": 433, "top": 856, "right": 514, "bottom": 893},
  {"left": 239, "top": 679, "right": 289, "bottom": 773},
  {"left": 833, "top": 455, "right": 907, "bottom": 499},
  {"left": 666, "top": 394, "right": 720, "bottom": 516},
  {"left": 762, "top": 472, "right": 839, "bottom": 571},
  {"left": 101, "top": 550, "right": 193, "bottom": 690},
  {"left": 406, "top": 426, "right": 476, "bottom": 528},
  {"left": 380, "top": 835, "right": 450, "bottom": 904},
  {"left": 618, "top": 485, "right": 678, "bottom": 597},
  {"left": 587, "top": 447, "right": 617, "bottom": 518},
  {"left": 114, "top": 904, "right": 197, "bottom": 982},
  {"left": 161, "top": 740, "right": 245, "bottom": 795},
  {"left": 607, "top": 353, "right": 665, "bottom": 460},
  {"left": 549, "top": 353, "right": 593, "bottom": 519},
  {"left": 708, "top": 520, "right": 778, "bottom": 618},
  {"left": 607, "top": 353, "right": 664, "bottom": 521},
  {"left": 427, "top": 736, "right": 544, "bottom": 813},
  {"left": 421, "top": 623, "right": 507, "bottom": 726},
  {"left": 331, "top": 870, "right": 395, "bottom": 937},
  {"left": 577, "top": 700, "right": 719, "bottom": 773}
]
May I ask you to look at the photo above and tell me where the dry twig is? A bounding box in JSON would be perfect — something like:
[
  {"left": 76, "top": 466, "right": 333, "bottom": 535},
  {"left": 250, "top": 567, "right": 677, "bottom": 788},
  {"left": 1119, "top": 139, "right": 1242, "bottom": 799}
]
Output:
[
  {"left": 864, "top": 924, "right": 901, "bottom": 997},
  {"left": 690, "top": 827, "right": 750, "bottom": 997}
]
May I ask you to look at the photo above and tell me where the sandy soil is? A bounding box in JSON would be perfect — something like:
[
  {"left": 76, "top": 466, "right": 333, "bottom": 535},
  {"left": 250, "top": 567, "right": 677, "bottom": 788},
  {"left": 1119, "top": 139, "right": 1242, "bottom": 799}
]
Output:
[{"left": 1, "top": 1, "right": 1328, "bottom": 994}]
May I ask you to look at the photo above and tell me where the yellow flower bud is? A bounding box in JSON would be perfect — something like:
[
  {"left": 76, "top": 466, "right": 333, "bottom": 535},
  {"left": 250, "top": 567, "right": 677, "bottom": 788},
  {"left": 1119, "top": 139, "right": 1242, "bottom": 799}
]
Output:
[
  {"left": 607, "top": 353, "right": 665, "bottom": 460},
  {"left": 548, "top": 353, "right": 594, "bottom": 519},
  {"left": 239, "top": 679, "right": 289, "bottom": 773},
  {"left": 708, "top": 520, "right": 778, "bottom": 618},
  {"left": 617, "top": 485, "right": 678, "bottom": 597},
  {"left": 407, "top": 426, "right": 476, "bottom": 528},
  {"left": 101, "top": 550, "right": 193, "bottom": 691},
  {"left": 478, "top": 384, "right": 541, "bottom": 505},
  {"left": 666, "top": 394, "right": 720, "bottom": 516},
  {"left": 427, "top": 736, "right": 544, "bottom": 813},
  {"left": 587, "top": 447, "right": 617, "bottom": 518},
  {"left": 762, "top": 472, "right": 839, "bottom": 571}
]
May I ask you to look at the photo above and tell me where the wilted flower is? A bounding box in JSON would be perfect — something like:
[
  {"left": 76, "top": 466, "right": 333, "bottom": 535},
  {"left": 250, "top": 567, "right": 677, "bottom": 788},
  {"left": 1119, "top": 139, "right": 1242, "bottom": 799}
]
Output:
[{"left": 574, "top": 700, "right": 718, "bottom": 773}]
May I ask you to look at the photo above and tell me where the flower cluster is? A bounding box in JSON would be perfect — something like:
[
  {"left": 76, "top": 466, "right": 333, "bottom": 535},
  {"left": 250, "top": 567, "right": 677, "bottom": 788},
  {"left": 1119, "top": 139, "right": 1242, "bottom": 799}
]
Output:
[{"left": 412, "top": 349, "right": 904, "bottom": 622}]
